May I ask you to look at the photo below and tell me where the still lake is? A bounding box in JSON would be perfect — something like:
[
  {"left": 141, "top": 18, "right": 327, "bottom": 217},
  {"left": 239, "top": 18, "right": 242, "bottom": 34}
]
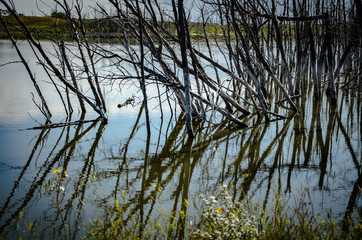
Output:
[{"left": 0, "top": 39, "right": 361, "bottom": 238}]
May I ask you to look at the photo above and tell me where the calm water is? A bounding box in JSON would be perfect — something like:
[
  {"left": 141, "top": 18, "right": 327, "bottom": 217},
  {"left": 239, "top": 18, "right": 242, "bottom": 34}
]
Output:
[{"left": 0, "top": 40, "right": 361, "bottom": 238}]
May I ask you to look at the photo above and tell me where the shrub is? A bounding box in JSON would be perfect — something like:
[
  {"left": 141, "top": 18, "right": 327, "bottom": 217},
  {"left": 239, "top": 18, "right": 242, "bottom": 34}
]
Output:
[
  {"left": 51, "top": 11, "right": 67, "bottom": 20},
  {"left": 191, "top": 185, "right": 260, "bottom": 239}
]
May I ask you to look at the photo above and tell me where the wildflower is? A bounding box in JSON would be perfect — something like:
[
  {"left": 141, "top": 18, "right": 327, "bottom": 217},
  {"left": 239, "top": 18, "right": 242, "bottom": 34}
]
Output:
[
  {"left": 59, "top": 186, "right": 65, "bottom": 191},
  {"left": 217, "top": 207, "right": 223, "bottom": 213},
  {"left": 211, "top": 199, "right": 217, "bottom": 204},
  {"left": 53, "top": 169, "right": 61, "bottom": 174}
]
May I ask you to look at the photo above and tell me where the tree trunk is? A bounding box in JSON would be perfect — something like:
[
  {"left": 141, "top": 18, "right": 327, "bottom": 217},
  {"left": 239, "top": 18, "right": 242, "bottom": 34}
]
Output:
[{"left": 175, "top": 0, "right": 194, "bottom": 138}]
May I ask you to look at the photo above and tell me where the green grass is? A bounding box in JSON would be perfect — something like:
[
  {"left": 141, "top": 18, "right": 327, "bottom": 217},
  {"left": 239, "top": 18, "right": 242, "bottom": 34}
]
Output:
[
  {"left": 83, "top": 186, "right": 361, "bottom": 239},
  {"left": 1, "top": 14, "right": 305, "bottom": 43},
  {"left": 5, "top": 170, "right": 361, "bottom": 240},
  {"left": 0, "top": 15, "right": 71, "bottom": 40}
]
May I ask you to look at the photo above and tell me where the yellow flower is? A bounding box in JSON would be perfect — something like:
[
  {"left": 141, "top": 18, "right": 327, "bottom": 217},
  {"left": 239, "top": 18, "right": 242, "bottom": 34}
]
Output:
[
  {"left": 217, "top": 207, "right": 223, "bottom": 213},
  {"left": 53, "top": 169, "right": 61, "bottom": 174}
]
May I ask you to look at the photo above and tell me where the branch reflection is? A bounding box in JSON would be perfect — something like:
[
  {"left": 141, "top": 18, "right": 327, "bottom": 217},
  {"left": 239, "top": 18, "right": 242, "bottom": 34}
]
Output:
[{"left": 0, "top": 91, "right": 360, "bottom": 239}]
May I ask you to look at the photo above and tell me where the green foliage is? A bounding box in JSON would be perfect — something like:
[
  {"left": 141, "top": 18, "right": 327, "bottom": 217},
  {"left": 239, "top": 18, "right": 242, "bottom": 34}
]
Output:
[
  {"left": 7, "top": 178, "right": 361, "bottom": 239},
  {"left": 83, "top": 189, "right": 176, "bottom": 240},
  {"left": 84, "top": 198, "right": 141, "bottom": 240},
  {"left": 50, "top": 11, "right": 67, "bottom": 20},
  {"left": 191, "top": 185, "right": 260, "bottom": 239},
  {"left": 191, "top": 187, "right": 362, "bottom": 240},
  {"left": 0, "top": 15, "right": 71, "bottom": 40},
  {"left": 83, "top": 185, "right": 361, "bottom": 239}
]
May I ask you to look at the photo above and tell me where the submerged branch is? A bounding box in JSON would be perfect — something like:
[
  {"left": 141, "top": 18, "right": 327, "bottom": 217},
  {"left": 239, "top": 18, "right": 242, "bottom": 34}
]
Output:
[{"left": 24, "top": 118, "right": 101, "bottom": 130}]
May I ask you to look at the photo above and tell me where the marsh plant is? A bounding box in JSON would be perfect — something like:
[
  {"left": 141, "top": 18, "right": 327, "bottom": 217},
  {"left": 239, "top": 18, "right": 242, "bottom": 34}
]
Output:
[
  {"left": 43, "top": 169, "right": 68, "bottom": 193},
  {"left": 83, "top": 188, "right": 178, "bottom": 239},
  {"left": 192, "top": 186, "right": 361, "bottom": 240},
  {"left": 10, "top": 175, "right": 360, "bottom": 240},
  {"left": 43, "top": 169, "right": 71, "bottom": 239},
  {"left": 84, "top": 191, "right": 140, "bottom": 240},
  {"left": 83, "top": 185, "right": 361, "bottom": 239},
  {"left": 191, "top": 185, "right": 260, "bottom": 239}
]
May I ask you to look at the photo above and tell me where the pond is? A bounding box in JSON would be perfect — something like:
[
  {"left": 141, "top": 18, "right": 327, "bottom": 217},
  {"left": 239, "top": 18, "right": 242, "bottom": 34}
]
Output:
[{"left": 0, "top": 39, "right": 361, "bottom": 239}]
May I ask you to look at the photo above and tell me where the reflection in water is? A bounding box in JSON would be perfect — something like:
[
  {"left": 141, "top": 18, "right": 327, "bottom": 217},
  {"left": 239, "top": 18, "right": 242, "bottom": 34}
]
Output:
[
  {"left": 0, "top": 90, "right": 361, "bottom": 239},
  {"left": 0, "top": 118, "right": 104, "bottom": 238}
]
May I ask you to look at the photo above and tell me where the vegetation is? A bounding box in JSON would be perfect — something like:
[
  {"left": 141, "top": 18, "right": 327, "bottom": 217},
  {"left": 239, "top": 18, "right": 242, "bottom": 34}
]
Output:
[
  {"left": 83, "top": 187, "right": 362, "bottom": 240},
  {"left": 11, "top": 176, "right": 361, "bottom": 239},
  {"left": 0, "top": 14, "right": 226, "bottom": 41},
  {"left": 190, "top": 186, "right": 361, "bottom": 240},
  {"left": 0, "top": 15, "right": 70, "bottom": 39},
  {"left": 51, "top": 11, "right": 67, "bottom": 20}
]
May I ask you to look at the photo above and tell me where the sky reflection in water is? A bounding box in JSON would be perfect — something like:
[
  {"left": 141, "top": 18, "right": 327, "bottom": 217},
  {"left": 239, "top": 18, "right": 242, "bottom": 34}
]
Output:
[{"left": 0, "top": 39, "right": 361, "bottom": 238}]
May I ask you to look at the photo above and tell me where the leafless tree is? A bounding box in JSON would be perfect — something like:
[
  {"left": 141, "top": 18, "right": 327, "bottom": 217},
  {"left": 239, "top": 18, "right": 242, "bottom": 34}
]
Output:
[{"left": 1, "top": 0, "right": 360, "bottom": 132}]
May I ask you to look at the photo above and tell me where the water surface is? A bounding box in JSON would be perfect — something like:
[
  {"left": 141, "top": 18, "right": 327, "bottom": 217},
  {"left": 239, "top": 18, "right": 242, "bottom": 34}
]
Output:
[{"left": 0, "top": 39, "right": 361, "bottom": 239}]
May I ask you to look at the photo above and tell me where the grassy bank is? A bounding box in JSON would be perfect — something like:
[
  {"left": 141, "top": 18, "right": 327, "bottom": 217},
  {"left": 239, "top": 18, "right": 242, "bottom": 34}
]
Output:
[
  {"left": 0, "top": 15, "right": 234, "bottom": 42},
  {"left": 0, "top": 15, "right": 71, "bottom": 40},
  {"left": 1, "top": 15, "right": 302, "bottom": 43}
]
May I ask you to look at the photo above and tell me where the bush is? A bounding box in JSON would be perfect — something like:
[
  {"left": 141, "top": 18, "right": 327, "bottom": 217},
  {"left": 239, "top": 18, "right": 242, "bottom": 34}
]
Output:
[
  {"left": 50, "top": 11, "right": 67, "bottom": 20},
  {"left": 191, "top": 185, "right": 260, "bottom": 239}
]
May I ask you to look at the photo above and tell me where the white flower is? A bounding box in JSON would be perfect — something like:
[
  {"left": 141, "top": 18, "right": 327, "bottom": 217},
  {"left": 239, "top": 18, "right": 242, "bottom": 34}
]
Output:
[{"left": 59, "top": 186, "right": 65, "bottom": 191}]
